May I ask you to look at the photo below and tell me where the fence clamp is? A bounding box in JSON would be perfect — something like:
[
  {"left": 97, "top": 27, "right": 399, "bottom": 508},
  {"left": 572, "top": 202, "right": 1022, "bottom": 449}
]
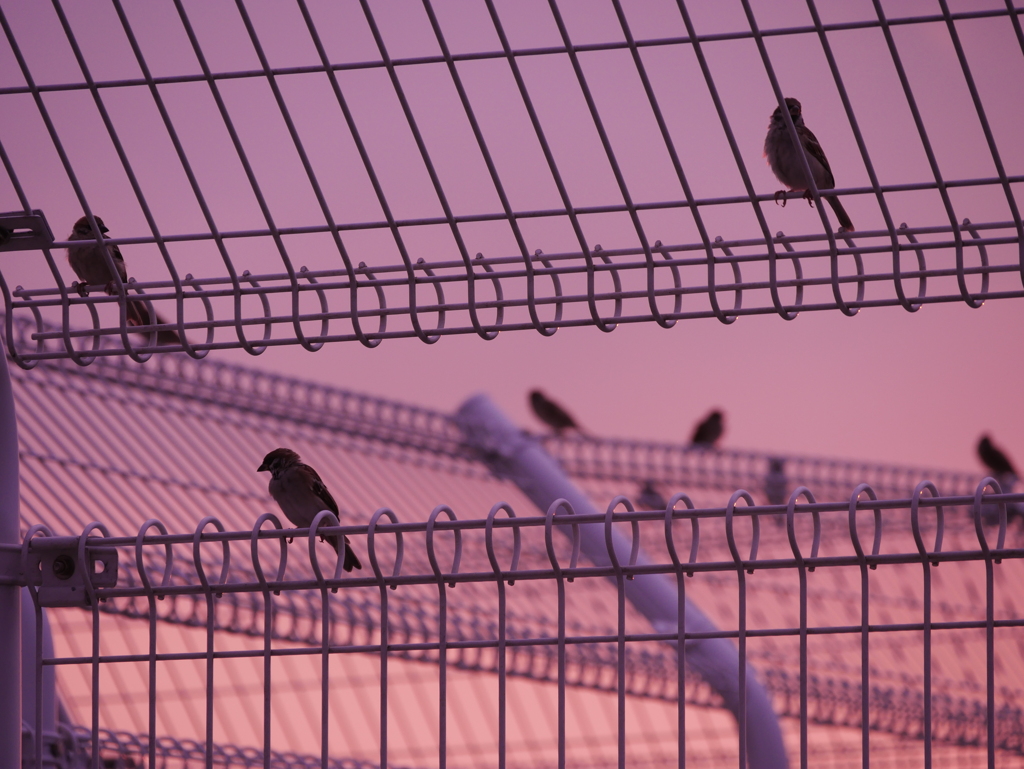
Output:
[
  {"left": 0, "top": 209, "right": 54, "bottom": 252},
  {"left": 24, "top": 536, "right": 118, "bottom": 607}
]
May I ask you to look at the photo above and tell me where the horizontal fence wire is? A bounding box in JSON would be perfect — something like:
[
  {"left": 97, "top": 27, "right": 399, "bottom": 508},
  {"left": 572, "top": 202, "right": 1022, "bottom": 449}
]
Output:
[
  {"left": 2, "top": 221, "right": 1022, "bottom": 365},
  {"left": 0, "top": 1, "right": 1022, "bottom": 363},
  {"left": 19, "top": 485, "right": 1024, "bottom": 768},
  {"left": 56, "top": 725, "right": 401, "bottom": 769}
]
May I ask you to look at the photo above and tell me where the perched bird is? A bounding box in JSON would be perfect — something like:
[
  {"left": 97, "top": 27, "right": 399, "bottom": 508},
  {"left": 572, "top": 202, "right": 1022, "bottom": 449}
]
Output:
[
  {"left": 529, "top": 390, "right": 582, "bottom": 435},
  {"left": 257, "top": 448, "right": 362, "bottom": 571},
  {"left": 978, "top": 435, "right": 1017, "bottom": 479},
  {"left": 67, "top": 216, "right": 180, "bottom": 345},
  {"left": 764, "top": 97, "right": 854, "bottom": 232},
  {"left": 691, "top": 410, "right": 724, "bottom": 448},
  {"left": 637, "top": 480, "right": 667, "bottom": 511}
]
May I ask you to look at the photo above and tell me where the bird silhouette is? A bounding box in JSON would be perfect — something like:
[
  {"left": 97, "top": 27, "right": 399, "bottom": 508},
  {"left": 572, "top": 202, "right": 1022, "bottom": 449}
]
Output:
[
  {"left": 67, "top": 215, "right": 181, "bottom": 345},
  {"left": 978, "top": 435, "right": 1017, "bottom": 479},
  {"left": 529, "top": 390, "right": 582, "bottom": 435},
  {"left": 691, "top": 410, "right": 724, "bottom": 448},
  {"left": 637, "top": 480, "right": 667, "bottom": 511},
  {"left": 258, "top": 448, "right": 361, "bottom": 571}
]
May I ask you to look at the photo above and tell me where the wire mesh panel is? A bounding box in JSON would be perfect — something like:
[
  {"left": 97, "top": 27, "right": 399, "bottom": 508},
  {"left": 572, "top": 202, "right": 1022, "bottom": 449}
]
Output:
[
  {"left": 0, "top": 1, "right": 1022, "bottom": 363},
  {"left": 6, "top": 330, "right": 1024, "bottom": 769},
  {"left": 19, "top": 489, "right": 1024, "bottom": 769}
]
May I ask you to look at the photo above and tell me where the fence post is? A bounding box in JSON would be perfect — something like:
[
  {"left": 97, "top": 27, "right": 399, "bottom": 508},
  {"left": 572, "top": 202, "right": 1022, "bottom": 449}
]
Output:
[{"left": 0, "top": 348, "right": 21, "bottom": 769}]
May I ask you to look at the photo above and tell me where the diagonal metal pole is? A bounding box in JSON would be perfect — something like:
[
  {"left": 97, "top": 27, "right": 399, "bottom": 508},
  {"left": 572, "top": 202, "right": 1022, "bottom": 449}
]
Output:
[
  {"left": 0, "top": 347, "right": 21, "bottom": 769},
  {"left": 456, "top": 394, "right": 788, "bottom": 769}
]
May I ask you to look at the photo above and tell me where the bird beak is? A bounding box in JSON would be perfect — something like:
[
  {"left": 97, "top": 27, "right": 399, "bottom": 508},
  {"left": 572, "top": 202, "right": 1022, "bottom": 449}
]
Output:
[
  {"left": 257, "top": 462, "right": 268, "bottom": 472},
  {"left": 99, "top": 224, "right": 109, "bottom": 233}
]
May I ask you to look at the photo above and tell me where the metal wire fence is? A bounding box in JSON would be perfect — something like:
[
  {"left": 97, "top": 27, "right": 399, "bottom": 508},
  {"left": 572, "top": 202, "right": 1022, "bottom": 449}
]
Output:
[
  {"left": 16, "top": 485, "right": 1024, "bottom": 769},
  {"left": 1, "top": 0, "right": 1021, "bottom": 363}
]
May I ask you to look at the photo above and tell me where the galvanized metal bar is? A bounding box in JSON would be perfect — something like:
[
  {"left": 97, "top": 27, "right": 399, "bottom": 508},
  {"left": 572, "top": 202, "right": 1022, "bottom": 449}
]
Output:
[{"left": 455, "top": 394, "right": 789, "bottom": 769}]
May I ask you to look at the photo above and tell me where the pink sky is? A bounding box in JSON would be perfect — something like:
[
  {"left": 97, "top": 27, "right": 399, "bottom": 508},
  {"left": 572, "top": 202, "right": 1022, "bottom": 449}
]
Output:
[{"left": 1, "top": 0, "right": 1022, "bottom": 475}]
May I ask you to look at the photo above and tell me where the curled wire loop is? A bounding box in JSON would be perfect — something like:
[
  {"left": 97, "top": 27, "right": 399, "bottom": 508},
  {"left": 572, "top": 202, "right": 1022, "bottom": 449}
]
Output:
[
  {"left": 849, "top": 484, "right": 883, "bottom": 570},
  {"left": 20, "top": 524, "right": 52, "bottom": 596},
  {"left": 710, "top": 237, "right": 742, "bottom": 325},
  {"left": 961, "top": 219, "right": 990, "bottom": 309},
  {"left": 910, "top": 481, "right": 944, "bottom": 566},
  {"left": 426, "top": 505, "right": 463, "bottom": 589},
  {"left": 663, "top": 492, "right": 697, "bottom": 577},
  {"left": 298, "top": 266, "right": 329, "bottom": 348},
  {"left": 725, "top": 490, "right": 760, "bottom": 574},
  {"left": 592, "top": 245, "right": 624, "bottom": 330},
  {"left": 35, "top": 279, "right": 103, "bottom": 366},
  {"left": 473, "top": 254, "right": 505, "bottom": 334},
  {"left": 485, "top": 502, "right": 521, "bottom": 586},
  {"left": 836, "top": 232, "right": 866, "bottom": 316},
  {"left": 181, "top": 273, "right": 214, "bottom": 357},
  {"left": 545, "top": 498, "right": 581, "bottom": 583},
  {"left": 414, "top": 258, "right": 445, "bottom": 343},
  {"left": 135, "top": 519, "right": 173, "bottom": 602},
  {"left": 367, "top": 507, "right": 404, "bottom": 591},
  {"left": 531, "top": 250, "right": 564, "bottom": 336},
  {"left": 773, "top": 231, "right": 804, "bottom": 319},
  {"left": 4, "top": 294, "right": 44, "bottom": 368},
  {"left": 78, "top": 521, "right": 113, "bottom": 606},
  {"left": 250, "top": 512, "right": 287, "bottom": 597},
  {"left": 605, "top": 496, "right": 640, "bottom": 581},
  {"left": 192, "top": 516, "right": 230, "bottom": 599},
  {"left": 972, "top": 477, "right": 1007, "bottom": 558},
  {"left": 786, "top": 487, "right": 820, "bottom": 573},
  {"left": 651, "top": 241, "right": 683, "bottom": 328},
  {"left": 895, "top": 224, "right": 927, "bottom": 312},
  {"left": 308, "top": 510, "right": 345, "bottom": 591},
  {"left": 356, "top": 262, "right": 386, "bottom": 348},
  {"left": 239, "top": 270, "right": 272, "bottom": 354}
]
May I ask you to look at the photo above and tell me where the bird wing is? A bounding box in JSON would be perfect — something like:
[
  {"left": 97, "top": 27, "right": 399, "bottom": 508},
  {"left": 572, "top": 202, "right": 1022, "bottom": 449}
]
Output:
[
  {"left": 107, "top": 240, "right": 129, "bottom": 283},
  {"left": 798, "top": 126, "right": 836, "bottom": 189},
  {"left": 301, "top": 463, "right": 340, "bottom": 516}
]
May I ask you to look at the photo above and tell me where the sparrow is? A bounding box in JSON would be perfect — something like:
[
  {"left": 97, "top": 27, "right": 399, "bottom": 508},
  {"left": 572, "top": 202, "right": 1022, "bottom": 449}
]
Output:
[
  {"left": 529, "top": 390, "right": 583, "bottom": 435},
  {"left": 978, "top": 435, "right": 1017, "bottom": 479},
  {"left": 691, "top": 410, "right": 724, "bottom": 448},
  {"left": 258, "top": 448, "right": 361, "bottom": 571},
  {"left": 637, "top": 480, "right": 667, "bottom": 511},
  {"left": 764, "top": 97, "right": 854, "bottom": 233},
  {"left": 67, "top": 216, "right": 180, "bottom": 345}
]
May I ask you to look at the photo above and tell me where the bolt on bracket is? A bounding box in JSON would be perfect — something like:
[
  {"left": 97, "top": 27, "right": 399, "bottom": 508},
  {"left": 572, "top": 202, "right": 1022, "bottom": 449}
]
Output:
[{"left": 23, "top": 536, "right": 118, "bottom": 607}]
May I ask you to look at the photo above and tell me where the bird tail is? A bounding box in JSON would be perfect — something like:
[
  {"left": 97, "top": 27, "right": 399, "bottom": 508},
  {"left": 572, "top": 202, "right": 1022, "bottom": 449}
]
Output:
[
  {"left": 825, "top": 195, "right": 854, "bottom": 232},
  {"left": 329, "top": 535, "right": 362, "bottom": 572},
  {"left": 128, "top": 300, "right": 182, "bottom": 346}
]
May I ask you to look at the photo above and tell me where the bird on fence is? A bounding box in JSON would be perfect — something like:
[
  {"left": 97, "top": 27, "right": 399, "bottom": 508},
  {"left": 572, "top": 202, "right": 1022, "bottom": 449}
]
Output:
[
  {"left": 529, "top": 390, "right": 584, "bottom": 435},
  {"left": 66, "top": 215, "right": 180, "bottom": 345},
  {"left": 978, "top": 435, "right": 1018, "bottom": 484},
  {"left": 764, "top": 97, "right": 854, "bottom": 233},
  {"left": 258, "top": 448, "right": 362, "bottom": 571},
  {"left": 637, "top": 480, "right": 667, "bottom": 511},
  {"left": 690, "top": 410, "right": 724, "bottom": 448}
]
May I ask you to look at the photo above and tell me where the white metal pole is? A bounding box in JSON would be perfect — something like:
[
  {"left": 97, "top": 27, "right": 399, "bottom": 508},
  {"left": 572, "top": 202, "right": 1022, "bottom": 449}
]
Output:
[
  {"left": 456, "top": 394, "right": 788, "bottom": 769},
  {"left": 0, "top": 348, "right": 21, "bottom": 769}
]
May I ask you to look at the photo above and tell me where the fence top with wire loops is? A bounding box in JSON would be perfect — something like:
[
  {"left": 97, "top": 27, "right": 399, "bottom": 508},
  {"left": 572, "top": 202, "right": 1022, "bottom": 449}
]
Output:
[{"left": 1, "top": 1, "right": 1021, "bottom": 362}]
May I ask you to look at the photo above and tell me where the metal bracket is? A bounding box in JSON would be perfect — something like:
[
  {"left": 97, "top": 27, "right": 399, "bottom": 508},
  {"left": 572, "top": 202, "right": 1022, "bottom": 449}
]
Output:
[
  {"left": 23, "top": 536, "right": 118, "bottom": 607},
  {"left": 0, "top": 210, "right": 54, "bottom": 252}
]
